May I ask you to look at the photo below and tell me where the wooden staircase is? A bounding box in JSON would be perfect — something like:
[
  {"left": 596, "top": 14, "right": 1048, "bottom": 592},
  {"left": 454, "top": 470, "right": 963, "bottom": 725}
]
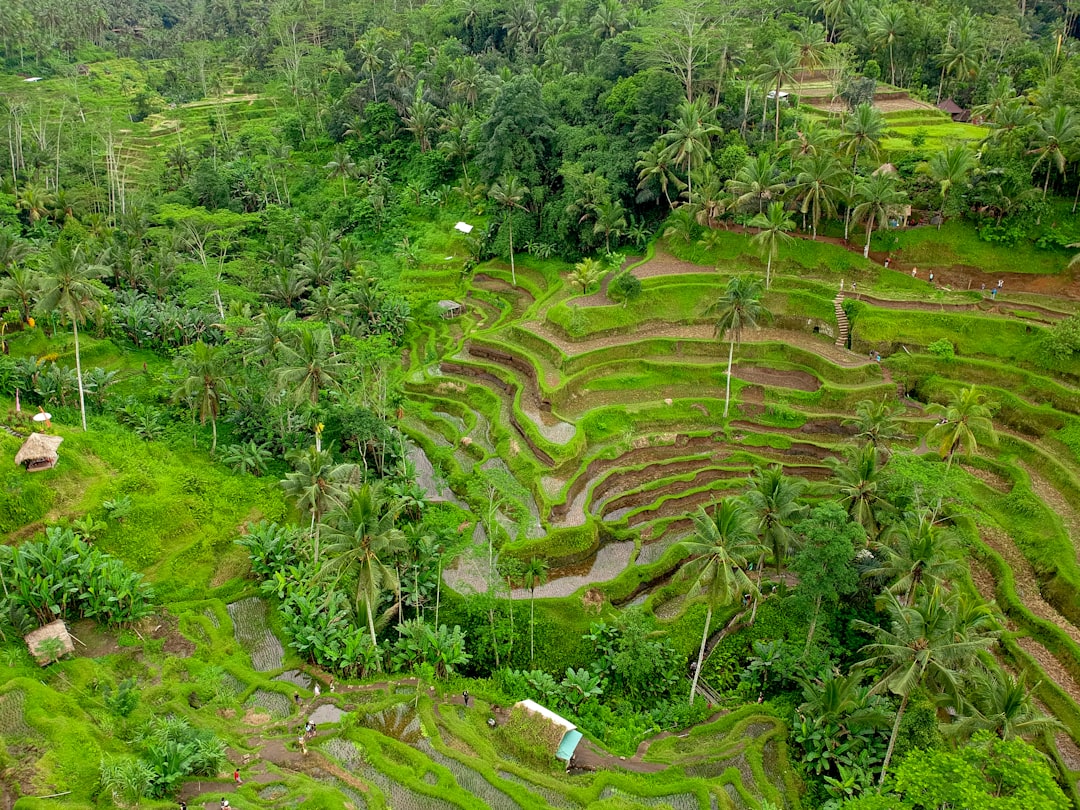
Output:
[{"left": 834, "top": 294, "right": 849, "bottom": 348}]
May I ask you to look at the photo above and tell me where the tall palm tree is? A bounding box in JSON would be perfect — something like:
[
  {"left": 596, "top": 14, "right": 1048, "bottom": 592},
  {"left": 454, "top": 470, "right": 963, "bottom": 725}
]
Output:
[
  {"left": 744, "top": 465, "right": 807, "bottom": 575},
  {"left": 869, "top": 6, "right": 905, "bottom": 85},
  {"left": 843, "top": 397, "right": 906, "bottom": 454},
  {"left": 593, "top": 201, "right": 627, "bottom": 252},
  {"left": 680, "top": 499, "right": 761, "bottom": 704},
  {"left": 0, "top": 265, "right": 40, "bottom": 323},
  {"left": 325, "top": 145, "right": 356, "bottom": 197},
  {"left": 705, "top": 275, "right": 771, "bottom": 418},
  {"left": 36, "top": 243, "right": 104, "bottom": 431},
  {"left": 827, "top": 442, "right": 889, "bottom": 539},
  {"left": 926, "top": 386, "right": 996, "bottom": 470},
  {"left": 355, "top": 34, "right": 384, "bottom": 102},
  {"left": 320, "top": 484, "right": 406, "bottom": 655},
  {"left": 172, "top": 340, "right": 228, "bottom": 454},
  {"left": 986, "top": 98, "right": 1034, "bottom": 153},
  {"left": 936, "top": 18, "right": 980, "bottom": 103},
  {"left": 950, "top": 669, "right": 1062, "bottom": 741},
  {"left": 748, "top": 202, "right": 795, "bottom": 289},
  {"left": 1028, "top": 105, "right": 1080, "bottom": 199},
  {"left": 927, "top": 145, "right": 975, "bottom": 226},
  {"left": 523, "top": 556, "right": 549, "bottom": 664},
  {"left": 868, "top": 514, "right": 963, "bottom": 605},
  {"left": 275, "top": 327, "right": 345, "bottom": 406},
  {"left": 792, "top": 152, "right": 844, "bottom": 238},
  {"left": 755, "top": 40, "right": 800, "bottom": 143},
  {"left": 281, "top": 447, "right": 359, "bottom": 561},
  {"left": 852, "top": 172, "right": 906, "bottom": 258},
  {"left": 488, "top": 175, "right": 529, "bottom": 286},
  {"left": 660, "top": 98, "right": 721, "bottom": 200},
  {"left": 636, "top": 143, "right": 685, "bottom": 210},
  {"left": 837, "top": 103, "right": 884, "bottom": 173},
  {"left": 727, "top": 153, "right": 784, "bottom": 214},
  {"left": 855, "top": 587, "right": 997, "bottom": 784}
]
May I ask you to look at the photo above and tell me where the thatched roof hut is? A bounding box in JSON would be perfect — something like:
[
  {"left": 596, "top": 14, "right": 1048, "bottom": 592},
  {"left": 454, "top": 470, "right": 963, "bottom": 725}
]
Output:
[
  {"left": 24, "top": 620, "right": 74, "bottom": 665},
  {"left": 438, "top": 300, "right": 464, "bottom": 319},
  {"left": 514, "top": 699, "right": 583, "bottom": 762},
  {"left": 14, "top": 433, "right": 63, "bottom": 472}
]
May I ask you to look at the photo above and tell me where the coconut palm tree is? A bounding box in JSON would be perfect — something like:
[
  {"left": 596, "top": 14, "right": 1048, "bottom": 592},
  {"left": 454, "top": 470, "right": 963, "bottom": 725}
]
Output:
[
  {"left": 281, "top": 447, "right": 359, "bottom": 561},
  {"left": 755, "top": 40, "right": 800, "bottom": 143},
  {"left": 926, "top": 386, "right": 996, "bottom": 471},
  {"left": 0, "top": 265, "right": 40, "bottom": 323},
  {"left": 927, "top": 145, "right": 975, "bottom": 226},
  {"left": 950, "top": 669, "right": 1062, "bottom": 741},
  {"left": 1028, "top": 105, "right": 1080, "bottom": 199},
  {"left": 488, "top": 175, "right": 529, "bottom": 286},
  {"left": 636, "top": 142, "right": 685, "bottom": 209},
  {"left": 748, "top": 202, "right": 795, "bottom": 289},
  {"left": 827, "top": 442, "right": 889, "bottom": 539},
  {"left": 172, "top": 340, "right": 228, "bottom": 454},
  {"left": 275, "top": 327, "right": 345, "bottom": 406},
  {"left": 936, "top": 17, "right": 981, "bottom": 103},
  {"left": 320, "top": 483, "right": 406, "bottom": 656},
  {"left": 727, "top": 153, "right": 784, "bottom": 214},
  {"left": 792, "top": 152, "right": 844, "bottom": 238},
  {"left": 843, "top": 396, "right": 906, "bottom": 454},
  {"left": 855, "top": 587, "right": 997, "bottom": 785},
  {"left": 325, "top": 145, "right": 355, "bottom": 197},
  {"left": 680, "top": 499, "right": 761, "bottom": 704},
  {"left": 355, "top": 34, "right": 384, "bottom": 102},
  {"left": 523, "top": 556, "right": 549, "bottom": 664},
  {"left": 593, "top": 201, "right": 627, "bottom": 252},
  {"left": 568, "top": 257, "right": 604, "bottom": 294},
  {"left": 705, "top": 275, "right": 771, "bottom": 418},
  {"left": 36, "top": 243, "right": 105, "bottom": 431},
  {"left": 837, "top": 103, "right": 885, "bottom": 172},
  {"left": 867, "top": 513, "right": 963, "bottom": 605},
  {"left": 744, "top": 465, "right": 807, "bottom": 575},
  {"left": 869, "top": 6, "right": 905, "bottom": 85},
  {"left": 852, "top": 172, "right": 906, "bottom": 258},
  {"left": 660, "top": 97, "right": 722, "bottom": 200}
]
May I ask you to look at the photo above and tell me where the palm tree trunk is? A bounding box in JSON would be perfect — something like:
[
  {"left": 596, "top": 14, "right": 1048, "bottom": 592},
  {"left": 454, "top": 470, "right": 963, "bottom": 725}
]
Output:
[
  {"left": 688, "top": 605, "right": 712, "bottom": 705},
  {"left": 774, "top": 78, "right": 782, "bottom": 144},
  {"left": 530, "top": 588, "right": 536, "bottom": 664},
  {"left": 749, "top": 552, "right": 765, "bottom": 625},
  {"left": 765, "top": 254, "right": 772, "bottom": 289},
  {"left": 73, "top": 319, "right": 87, "bottom": 431},
  {"left": 879, "top": 693, "right": 910, "bottom": 785},
  {"left": 804, "top": 594, "right": 822, "bottom": 655},
  {"left": 508, "top": 217, "right": 516, "bottom": 286},
  {"left": 863, "top": 217, "right": 874, "bottom": 258},
  {"left": 210, "top": 416, "right": 217, "bottom": 454},
  {"left": 366, "top": 598, "right": 379, "bottom": 653},
  {"left": 1043, "top": 162, "right": 1051, "bottom": 199},
  {"left": 342, "top": 174, "right": 348, "bottom": 198},
  {"left": 723, "top": 340, "right": 735, "bottom": 418}
]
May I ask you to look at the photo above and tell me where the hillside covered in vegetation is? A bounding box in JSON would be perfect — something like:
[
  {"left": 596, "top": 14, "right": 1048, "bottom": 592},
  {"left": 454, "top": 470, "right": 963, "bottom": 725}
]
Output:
[{"left": 2, "top": 0, "right": 1080, "bottom": 808}]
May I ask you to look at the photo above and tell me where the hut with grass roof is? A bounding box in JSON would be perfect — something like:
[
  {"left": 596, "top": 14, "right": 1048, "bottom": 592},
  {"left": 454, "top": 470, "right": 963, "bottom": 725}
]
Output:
[
  {"left": 513, "top": 699, "right": 584, "bottom": 763},
  {"left": 24, "top": 620, "right": 74, "bottom": 665},
  {"left": 14, "top": 432, "right": 63, "bottom": 472}
]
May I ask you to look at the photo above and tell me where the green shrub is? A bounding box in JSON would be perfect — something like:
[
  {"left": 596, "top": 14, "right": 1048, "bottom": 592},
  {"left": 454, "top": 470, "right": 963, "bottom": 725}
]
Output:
[{"left": 926, "top": 338, "right": 955, "bottom": 359}]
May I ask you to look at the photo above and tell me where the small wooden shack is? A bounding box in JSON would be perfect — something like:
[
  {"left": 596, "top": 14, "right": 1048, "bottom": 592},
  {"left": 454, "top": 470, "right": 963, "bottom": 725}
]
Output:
[
  {"left": 438, "top": 300, "right": 464, "bottom": 319},
  {"left": 14, "top": 433, "right": 63, "bottom": 472},
  {"left": 24, "top": 620, "right": 75, "bottom": 665},
  {"left": 936, "top": 98, "right": 970, "bottom": 122}
]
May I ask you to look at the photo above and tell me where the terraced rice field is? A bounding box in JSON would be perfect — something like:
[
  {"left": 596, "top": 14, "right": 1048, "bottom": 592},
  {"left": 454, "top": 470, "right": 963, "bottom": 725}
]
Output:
[{"left": 401, "top": 235, "right": 1080, "bottom": 794}]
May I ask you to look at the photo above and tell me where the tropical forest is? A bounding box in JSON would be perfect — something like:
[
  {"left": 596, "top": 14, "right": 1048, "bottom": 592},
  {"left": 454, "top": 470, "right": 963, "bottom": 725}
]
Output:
[{"left": 1, "top": 0, "right": 1080, "bottom": 807}]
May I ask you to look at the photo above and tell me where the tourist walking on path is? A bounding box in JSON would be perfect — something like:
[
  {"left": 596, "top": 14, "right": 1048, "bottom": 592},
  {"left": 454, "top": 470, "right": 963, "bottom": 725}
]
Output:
[{"left": 233, "top": 769, "right": 242, "bottom": 785}]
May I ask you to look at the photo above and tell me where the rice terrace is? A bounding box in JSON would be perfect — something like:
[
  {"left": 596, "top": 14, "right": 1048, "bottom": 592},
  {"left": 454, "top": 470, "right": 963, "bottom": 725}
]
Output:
[{"left": 2, "top": 1, "right": 1080, "bottom": 809}]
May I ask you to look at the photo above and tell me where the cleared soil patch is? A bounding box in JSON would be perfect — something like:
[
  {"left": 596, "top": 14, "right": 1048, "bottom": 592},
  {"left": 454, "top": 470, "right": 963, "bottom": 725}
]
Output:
[
  {"left": 978, "top": 525, "right": 1080, "bottom": 647},
  {"left": 733, "top": 365, "right": 820, "bottom": 392}
]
